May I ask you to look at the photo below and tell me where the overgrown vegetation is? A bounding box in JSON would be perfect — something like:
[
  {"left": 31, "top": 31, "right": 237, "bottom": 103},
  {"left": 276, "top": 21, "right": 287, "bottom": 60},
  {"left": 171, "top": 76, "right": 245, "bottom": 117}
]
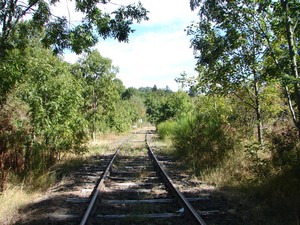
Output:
[
  {"left": 153, "top": 1, "right": 300, "bottom": 222},
  {"left": 0, "top": 132, "right": 123, "bottom": 224},
  {"left": 157, "top": 93, "right": 300, "bottom": 224},
  {"left": 1, "top": 0, "right": 300, "bottom": 224},
  {"left": 172, "top": 96, "right": 235, "bottom": 172},
  {"left": 0, "top": 0, "right": 150, "bottom": 192}
]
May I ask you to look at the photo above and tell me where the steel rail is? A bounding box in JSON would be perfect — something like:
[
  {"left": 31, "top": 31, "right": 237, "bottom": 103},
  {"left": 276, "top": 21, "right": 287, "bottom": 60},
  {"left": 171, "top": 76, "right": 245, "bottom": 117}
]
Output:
[
  {"left": 146, "top": 132, "right": 207, "bottom": 225},
  {"left": 79, "top": 137, "right": 129, "bottom": 225}
]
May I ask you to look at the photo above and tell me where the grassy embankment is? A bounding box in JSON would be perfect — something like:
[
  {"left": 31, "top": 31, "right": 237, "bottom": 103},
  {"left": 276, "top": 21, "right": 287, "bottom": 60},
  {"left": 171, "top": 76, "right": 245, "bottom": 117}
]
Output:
[
  {"left": 0, "top": 132, "right": 125, "bottom": 225},
  {"left": 156, "top": 119, "right": 300, "bottom": 225}
]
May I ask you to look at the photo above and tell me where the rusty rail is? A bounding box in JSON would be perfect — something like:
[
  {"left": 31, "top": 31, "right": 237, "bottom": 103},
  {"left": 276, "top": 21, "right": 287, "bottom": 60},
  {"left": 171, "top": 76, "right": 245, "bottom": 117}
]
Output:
[
  {"left": 146, "top": 132, "right": 207, "bottom": 225},
  {"left": 79, "top": 138, "right": 128, "bottom": 225},
  {"left": 80, "top": 131, "right": 207, "bottom": 225}
]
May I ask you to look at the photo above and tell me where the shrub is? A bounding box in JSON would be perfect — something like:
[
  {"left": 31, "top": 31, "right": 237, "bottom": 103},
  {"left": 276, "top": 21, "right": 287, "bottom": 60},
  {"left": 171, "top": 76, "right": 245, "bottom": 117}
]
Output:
[
  {"left": 157, "top": 120, "right": 176, "bottom": 140},
  {"left": 268, "top": 122, "right": 300, "bottom": 167},
  {"left": 171, "top": 96, "right": 235, "bottom": 172}
]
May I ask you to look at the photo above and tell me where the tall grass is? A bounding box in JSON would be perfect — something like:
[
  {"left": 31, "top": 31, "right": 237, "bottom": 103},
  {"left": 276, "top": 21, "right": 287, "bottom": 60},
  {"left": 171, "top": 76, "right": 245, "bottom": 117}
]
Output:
[
  {"left": 0, "top": 186, "right": 40, "bottom": 225},
  {"left": 154, "top": 94, "right": 300, "bottom": 224},
  {"left": 170, "top": 98, "right": 236, "bottom": 173},
  {"left": 157, "top": 120, "right": 176, "bottom": 140}
]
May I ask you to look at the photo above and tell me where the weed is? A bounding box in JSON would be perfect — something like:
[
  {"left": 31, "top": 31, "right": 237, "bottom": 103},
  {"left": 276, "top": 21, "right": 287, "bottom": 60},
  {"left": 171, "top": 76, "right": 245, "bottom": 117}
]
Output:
[
  {"left": 0, "top": 186, "right": 40, "bottom": 225},
  {"left": 157, "top": 120, "right": 176, "bottom": 140}
]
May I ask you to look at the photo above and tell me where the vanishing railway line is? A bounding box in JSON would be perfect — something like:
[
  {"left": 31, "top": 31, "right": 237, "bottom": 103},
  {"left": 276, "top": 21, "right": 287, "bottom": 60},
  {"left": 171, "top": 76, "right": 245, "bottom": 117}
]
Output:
[
  {"left": 33, "top": 128, "right": 239, "bottom": 225},
  {"left": 79, "top": 130, "right": 206, "bottom": 225}
]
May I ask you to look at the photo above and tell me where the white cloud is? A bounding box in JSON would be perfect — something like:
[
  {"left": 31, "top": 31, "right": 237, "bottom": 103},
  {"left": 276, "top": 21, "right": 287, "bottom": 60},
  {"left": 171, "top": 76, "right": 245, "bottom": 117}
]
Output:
[
  {"left": 142, "top": 1, "right": 197, "bottom": 26},
  {"left": 95, "top": 28, "right": 197, "bottom": 90},
  {"left": 63, "top": 0, "right": 199, "bottom": 91}
]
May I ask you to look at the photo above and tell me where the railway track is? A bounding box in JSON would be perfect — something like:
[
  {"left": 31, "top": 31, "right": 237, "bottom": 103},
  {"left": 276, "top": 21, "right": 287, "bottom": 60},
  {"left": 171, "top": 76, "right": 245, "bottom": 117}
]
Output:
[
  {"left": 18, "top": 128, "right": 241, "bottom": 225},
  {"left": 77, "top": 130, "right": 206, "bottom": 225}
]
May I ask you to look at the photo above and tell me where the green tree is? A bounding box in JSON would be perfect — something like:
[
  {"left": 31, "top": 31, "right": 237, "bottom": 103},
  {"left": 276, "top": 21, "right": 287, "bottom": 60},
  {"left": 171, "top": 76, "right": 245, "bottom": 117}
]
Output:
[
  {"left": 108, "top": 97, "right": 145, "bottom": 132},
  {"left": 160, "top": 91, "right": 193, "bottom": 122},
  {"left": 0, "top": 0, "right": 148, "bottom": 55},
  {"left": 145, "top": 94, "right": 162, "bottom": 125},
  {"left": 71, "top": 50, "right": 119, "bottom": 138},
  {"left": 189, "top": 0, "right": 300, "bottom": 138},
  {"left": 187, "top": 0, "right": 298, "bottom": 144},
  {"left": 122, "top": 87, "right": 138, "bottom": 100},
  {"left": 145, "top": 91, "right": 193, "bottom": 125},
  {"left": 264, "top": 1, "right": 300, "bottom": 136},
  {"left": 152, "top": 84, "right": 158, "bottom": 92},
  {"left": 19, "top": 44, "right": 87, "bottom": 170},
  {"left": 0, "top": 48, "right": 26, "bottom": 106},
  {"left": 113, "top": 78, "right": 126, "bottom": 97}
]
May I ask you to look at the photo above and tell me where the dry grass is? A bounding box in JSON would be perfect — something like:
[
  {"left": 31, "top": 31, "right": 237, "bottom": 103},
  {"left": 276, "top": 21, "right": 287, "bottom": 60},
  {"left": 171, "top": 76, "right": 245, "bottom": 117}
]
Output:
[
  {"left": 89, "top": 132, "right": 126, "bottom": 146},
  {"left": 87, "top": 132, "right": 131, "bottom": 155},
  {"left": 199, "top": 148, "right": 254, "bottom": 187},
  {"left": 0, "top": 132, "right": 129, "bottom": 225},
  {"left": 0, "top": 186, "right": 40, "bottom": 225},
  {"left": 0, "top": 129, "right": 151, "bottom": 225}
]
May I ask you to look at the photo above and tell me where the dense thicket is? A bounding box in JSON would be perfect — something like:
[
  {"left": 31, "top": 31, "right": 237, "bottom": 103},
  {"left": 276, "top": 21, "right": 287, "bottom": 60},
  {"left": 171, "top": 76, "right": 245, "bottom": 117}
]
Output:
[
  {"left": 153, "top": 1, "right": 300, "bottom": 223},
  {"left": 187, "top": 0, "right": 300, "bottom": 139},
  {"left": 0, "top": 47, "right": 148, "bottom": 190},
  {"left": 0, "top": 44, "right": 87, "bottom": 190},
  {"left": 0, "top": 0, "right": 150, "bottom": 190}
]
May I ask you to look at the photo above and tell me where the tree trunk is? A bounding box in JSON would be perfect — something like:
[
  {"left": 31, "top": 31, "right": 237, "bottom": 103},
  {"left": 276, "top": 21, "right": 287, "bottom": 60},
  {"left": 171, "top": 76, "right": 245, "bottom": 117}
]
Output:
[
  {"left": 253, "top": 69, "right": 263, "bottom": 145},
  {"left": 92, "top": 89, "right": 96, "bottom": 142},
  {"left": 281, "top": 0, "right": 300, "bottom": 137}
]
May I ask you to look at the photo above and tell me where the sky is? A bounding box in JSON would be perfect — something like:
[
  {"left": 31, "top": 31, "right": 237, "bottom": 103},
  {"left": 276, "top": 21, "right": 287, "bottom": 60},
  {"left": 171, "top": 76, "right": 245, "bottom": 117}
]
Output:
[{"left": 60, "top": 0, "right": 199, "bottom": 91}]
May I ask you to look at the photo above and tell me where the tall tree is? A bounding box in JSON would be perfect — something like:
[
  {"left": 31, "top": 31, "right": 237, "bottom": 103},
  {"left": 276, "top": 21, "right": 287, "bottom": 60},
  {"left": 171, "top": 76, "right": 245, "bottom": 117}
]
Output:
[
  {"left": 71, "top": 50, "right": 119, "bottom": 139},
  {"left": 0, "top": 0, "right": 148, "bottom": 55},
  {"left": 268, "top": 1, "right": 300, "bottom": 136},
  {"left": 188, "top": 0, "right": 269, "bottom": 144},
  {"left": 188, "top": 0, "right": 300, "bottom": 140},
  {"left": 19, "top": 44, "right": 87, "bottom": 169}
]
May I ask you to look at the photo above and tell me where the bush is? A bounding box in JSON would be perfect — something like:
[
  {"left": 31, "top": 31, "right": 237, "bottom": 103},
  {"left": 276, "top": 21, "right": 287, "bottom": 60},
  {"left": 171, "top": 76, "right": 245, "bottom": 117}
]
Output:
[
  {"left": 171, "top": 96, "right": 236, "bottom": 172},
  {"left": 268, "top": 122, "right": 300, "bottom": 167},
  {"left": 157, "top": 120, "right": 176, "bottom": 140}
]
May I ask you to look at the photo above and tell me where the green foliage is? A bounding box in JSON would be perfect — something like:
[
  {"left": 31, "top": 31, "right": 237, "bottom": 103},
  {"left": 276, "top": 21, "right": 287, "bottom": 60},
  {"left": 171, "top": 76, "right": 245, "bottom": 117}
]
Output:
[
  {"left": 144, "top": 94, "right": 162, "bottom": 125},
  {"left": 0, "top": 43, "right": 93, "bottom": 189},
  {"left": 127, "top": 96, "right": 146, "bottom": 123},
  {"left": 145, "top": 91, "right": 193, "bottom": 125},
  {"left": 114, "top": 78, "right": 126, "bottom": 97},
  {"left": 108, "top": 101, "right": 135, "bottom": 132},
  {"left": 260, "top": 81, "right": 285, "bottom": 122},
  {"left": 188, "top": 0, "right": 300, "bottom": 137},
  {"left": 18, "top": 45, "right": 88, "bottom": 170},
  {"left": 157, "top": 120, "right": 176, "bottom": 140},
  {"left": 122, "top": 87, "right": 138, "bottom": 99},
  {"left": 0, "top": 49, "right": 26, "bottom": 106},
  {"left": 71, "top": 50, "right": 120, "bottom": 136},
  {"left": 225, "top": 82, "right": 284, "bottom": 139},
  {"left": 160, "top": 91, "right": 193, "bottom": 122},
  {"left": 1, "top": 0, "right": 148, "bottom": 55},
  {"left": 108, "top": 96, "right": 146, "bottom": 132},
  {"left": 171, "top": 96, "right": 235, "bottom": 172}
]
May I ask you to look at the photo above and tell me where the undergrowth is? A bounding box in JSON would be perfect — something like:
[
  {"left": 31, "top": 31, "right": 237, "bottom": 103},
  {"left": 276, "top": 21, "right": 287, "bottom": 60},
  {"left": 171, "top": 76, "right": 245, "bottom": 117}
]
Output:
[
  {"left": 0, "top": 186, "right": 40, "bottom": 225},
  {"left": 0, "top": 132, "right": 125, "bottom": 225},
  {"left": 157, "top": 114, "right": 300, "bottom": 224}
]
